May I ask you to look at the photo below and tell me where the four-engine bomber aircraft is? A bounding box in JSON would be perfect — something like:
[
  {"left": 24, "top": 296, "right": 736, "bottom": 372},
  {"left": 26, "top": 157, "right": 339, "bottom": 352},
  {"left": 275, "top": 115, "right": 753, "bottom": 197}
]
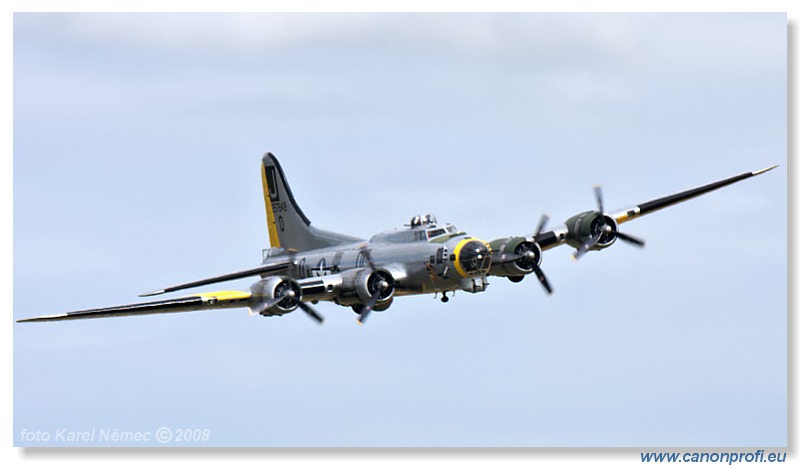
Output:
[{"left": 18, "top": 153, "right": 777, "bottom": 325}]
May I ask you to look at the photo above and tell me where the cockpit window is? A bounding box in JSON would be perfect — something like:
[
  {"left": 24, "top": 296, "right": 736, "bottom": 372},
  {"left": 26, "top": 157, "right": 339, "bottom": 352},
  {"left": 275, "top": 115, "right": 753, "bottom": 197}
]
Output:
[
  {"left": 372, "top": 222, "right": 458, "bottom": 244},
  {"left": 388, "top": 231, "right": 418, "bottom": 243},
  {"left": 373, "top": 230, "right": 426, "bottom": 243}
]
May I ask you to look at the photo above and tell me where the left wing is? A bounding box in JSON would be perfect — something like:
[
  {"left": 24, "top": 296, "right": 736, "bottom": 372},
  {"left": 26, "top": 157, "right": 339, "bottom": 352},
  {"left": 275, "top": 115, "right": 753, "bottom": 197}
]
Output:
[
  {"left": 489, "top": 164, "right": 777, "bottom": 293},
  {"left": 534, "top": 164, "right": 778, "bottom": 252},
  {"left": 612, "top": 164, "right": 779, "bottom": 226},
  {"left": 16, "top": 290, "right": 251, "bottom": 323}
]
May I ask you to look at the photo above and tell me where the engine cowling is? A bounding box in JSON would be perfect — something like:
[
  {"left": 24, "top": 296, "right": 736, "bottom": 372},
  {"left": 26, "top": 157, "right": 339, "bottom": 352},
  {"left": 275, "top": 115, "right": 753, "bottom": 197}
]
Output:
[
  {"left": 338, "top": 268, "right": 396, "bottom": 308},
  {"left": 355, "top": 269, "right": 395, "bottom": 306},
  {"left": 249, "top": 276, "right": 303, "bottom": 316},
  {"left": 564, "top": 211, "right": 618, "bottom": 251},
  {"left": 488, "top": 236, "right": 542, "bottom": 277}
]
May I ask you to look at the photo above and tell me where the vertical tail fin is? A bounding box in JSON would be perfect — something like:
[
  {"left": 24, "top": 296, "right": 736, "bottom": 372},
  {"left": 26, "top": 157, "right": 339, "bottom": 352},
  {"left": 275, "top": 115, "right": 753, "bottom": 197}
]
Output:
[{"left": 261, "top": 153, "right": 362, "bottom": 252}]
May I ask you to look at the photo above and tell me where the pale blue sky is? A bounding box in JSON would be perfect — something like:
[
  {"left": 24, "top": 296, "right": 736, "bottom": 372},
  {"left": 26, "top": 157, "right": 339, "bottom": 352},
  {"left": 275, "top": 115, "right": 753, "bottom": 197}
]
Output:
[{"left": 13, "top": 13, "right": 786, "bottom": 447}]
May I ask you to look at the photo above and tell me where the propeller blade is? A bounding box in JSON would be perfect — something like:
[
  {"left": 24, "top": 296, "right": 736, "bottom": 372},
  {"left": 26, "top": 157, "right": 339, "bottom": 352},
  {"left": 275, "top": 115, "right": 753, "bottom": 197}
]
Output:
[
  {"left": 534, "top": 214, "right": 549, "bottom": 237},
  {"left": 264, "top": 291, "right": 292, "bottom": 310},
  {"left": 250, "top": 288, "right": 295, "bottom": 316},
  {"left": 573, "top": 232, "right": 602, "bottom": 260},
  {"left": 357, "top": 309, "right": 371, "bottom": 325},
  {"left": 297, "top": 301, "right": 324, "bottom": 324},
  {"left": 617, "top": 231, "right": 646, "bottom": 248},
  {"left": 357, "top": 291, "right": 383, "bottom": 325},
  {"left": 358, "top": 276, "right": 393, "bottom": 325},
  {"left": 593, "top": 185, "right": 604, "bottom": 214},
  {"left": 531, "top": 264, "right": 553, "bottom": 295},
  {"left": 363, "top": 248, "right": 377, "bottom": 271}
]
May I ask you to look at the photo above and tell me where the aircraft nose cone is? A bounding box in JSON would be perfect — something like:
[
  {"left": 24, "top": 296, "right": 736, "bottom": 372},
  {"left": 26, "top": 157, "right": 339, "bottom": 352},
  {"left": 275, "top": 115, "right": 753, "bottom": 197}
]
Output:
[{"left": 456, "top": 238, "right": 492, "bottom": 277}]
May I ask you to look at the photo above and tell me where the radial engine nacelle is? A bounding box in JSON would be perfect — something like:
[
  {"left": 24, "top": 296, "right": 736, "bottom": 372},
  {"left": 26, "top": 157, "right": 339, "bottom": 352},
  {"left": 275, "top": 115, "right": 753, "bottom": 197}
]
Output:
[
  {"left": 562, "top": 186, "right": 646, "bottom": 260},
  {"left": 334, "top": 264, "right": 405, "bottom": 310},
  {"left": 249, "top": 276, "right": 304, "bottom": 316},
  {"left": 564, "top": 210, "right": 619, "bottom": 252},
  {"left": 488, "top": 236, "right": 543, "bottom": 277}
]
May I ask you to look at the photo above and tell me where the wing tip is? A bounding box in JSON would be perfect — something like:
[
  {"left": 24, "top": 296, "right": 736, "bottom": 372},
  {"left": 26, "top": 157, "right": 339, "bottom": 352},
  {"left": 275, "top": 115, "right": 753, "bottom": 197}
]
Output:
[
  {"left": 139, "top": 290, "right": 165, "bottom": 298},
  {"left": 17, "top": 315, "right": 62, "bottom": 323},
  {"left": 752, "top": 164, "right": 779, "bottom": 176}
]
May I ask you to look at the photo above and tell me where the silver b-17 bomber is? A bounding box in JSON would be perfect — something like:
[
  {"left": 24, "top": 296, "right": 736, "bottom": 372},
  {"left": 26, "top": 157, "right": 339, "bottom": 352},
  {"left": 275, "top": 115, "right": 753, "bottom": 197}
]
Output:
[{"left": 18, "top": 153, "right": 777, "bottom": 325}]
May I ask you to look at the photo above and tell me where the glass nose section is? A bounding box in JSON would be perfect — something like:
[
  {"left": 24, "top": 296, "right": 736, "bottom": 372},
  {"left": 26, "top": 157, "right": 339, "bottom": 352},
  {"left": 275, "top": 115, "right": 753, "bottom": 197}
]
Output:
[{"left": 459, "top": 240, "right": 491, "bottom": 276}]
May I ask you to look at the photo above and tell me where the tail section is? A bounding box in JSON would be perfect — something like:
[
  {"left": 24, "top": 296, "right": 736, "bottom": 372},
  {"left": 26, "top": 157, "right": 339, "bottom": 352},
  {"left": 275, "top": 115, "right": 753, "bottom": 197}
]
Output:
[{"left": 261, "top": 153, "right": 363, "bottom": 252}]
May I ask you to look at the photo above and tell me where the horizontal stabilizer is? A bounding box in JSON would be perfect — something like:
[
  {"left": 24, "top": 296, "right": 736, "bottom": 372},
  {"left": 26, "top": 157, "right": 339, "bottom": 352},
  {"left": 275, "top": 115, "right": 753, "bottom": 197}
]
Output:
[{"left": 140, "top": 262, "right": 292, "bottom": 297}]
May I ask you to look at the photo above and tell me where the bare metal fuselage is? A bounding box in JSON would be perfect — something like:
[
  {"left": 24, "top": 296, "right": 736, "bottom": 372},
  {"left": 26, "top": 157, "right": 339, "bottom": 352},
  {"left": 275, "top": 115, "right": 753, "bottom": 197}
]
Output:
[{"left": 268, "top": 228, "right": 491, "bottom": 309}]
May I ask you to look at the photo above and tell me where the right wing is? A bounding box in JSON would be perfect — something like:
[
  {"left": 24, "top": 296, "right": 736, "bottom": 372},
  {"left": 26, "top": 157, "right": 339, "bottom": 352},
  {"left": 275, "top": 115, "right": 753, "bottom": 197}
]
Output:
[{"left": 16, "top": 290, "right": 252, "bottom": 323}]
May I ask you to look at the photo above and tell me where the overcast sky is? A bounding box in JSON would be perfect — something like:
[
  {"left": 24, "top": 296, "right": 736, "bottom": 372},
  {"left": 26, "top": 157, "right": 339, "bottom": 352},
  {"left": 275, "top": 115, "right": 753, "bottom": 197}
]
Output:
[{"left": 13, "top": 12, "right": 786, "bottom": 447}]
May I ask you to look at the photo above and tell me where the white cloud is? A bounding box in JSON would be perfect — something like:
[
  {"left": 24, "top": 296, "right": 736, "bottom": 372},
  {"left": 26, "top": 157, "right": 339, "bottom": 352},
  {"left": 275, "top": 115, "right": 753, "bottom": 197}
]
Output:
[{"left": 19, "top": 13, "right": 659, "bottom": 62}]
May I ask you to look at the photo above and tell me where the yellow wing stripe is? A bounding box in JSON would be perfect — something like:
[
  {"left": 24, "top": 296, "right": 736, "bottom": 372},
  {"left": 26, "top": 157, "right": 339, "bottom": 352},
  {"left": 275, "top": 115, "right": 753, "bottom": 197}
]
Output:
[
  {"left": 197, "top": 290, "right": 252, "bottom": 302},
  {"left": 17, "top": 290, "right": 254, "bottom": 322},
  {"left": 261, "top": 162, "right": 281, "bottom": 248}
]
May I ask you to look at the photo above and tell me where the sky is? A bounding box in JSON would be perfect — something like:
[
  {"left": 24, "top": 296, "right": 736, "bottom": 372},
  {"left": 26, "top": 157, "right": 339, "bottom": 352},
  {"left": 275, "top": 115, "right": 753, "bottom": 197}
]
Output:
[{"left": 12, "top": 12, "right": 787, "bottom": 448}]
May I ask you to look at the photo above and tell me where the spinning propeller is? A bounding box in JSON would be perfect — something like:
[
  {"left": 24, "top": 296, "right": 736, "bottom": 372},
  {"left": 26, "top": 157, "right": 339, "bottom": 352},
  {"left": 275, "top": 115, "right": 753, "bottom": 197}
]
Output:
[
  {"left": 249, "top": 277, "right": 324, "bottom": 324},
  {"left": 529, "top": 214, "right": 553, "bottom": 294},
  {"left": 490, "top": 214, "right": 553, "bottom": 294},
  {"left": 572, "top": 186, "right": 645, "bottom": 260},
  {"left": 356, "top": 248, "right": 394, "bottom": 325}
]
